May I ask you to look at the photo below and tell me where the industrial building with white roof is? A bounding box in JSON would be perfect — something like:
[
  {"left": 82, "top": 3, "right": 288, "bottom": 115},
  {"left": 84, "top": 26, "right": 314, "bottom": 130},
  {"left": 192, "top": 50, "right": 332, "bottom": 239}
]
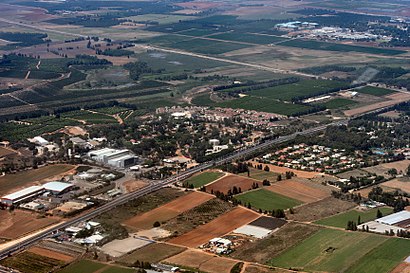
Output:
[
  {"left": 87, "top": 148, "right": 137, "bottom": 168},
  {"left": 0, "top": 181, "right": 74, "bottom": 206}
]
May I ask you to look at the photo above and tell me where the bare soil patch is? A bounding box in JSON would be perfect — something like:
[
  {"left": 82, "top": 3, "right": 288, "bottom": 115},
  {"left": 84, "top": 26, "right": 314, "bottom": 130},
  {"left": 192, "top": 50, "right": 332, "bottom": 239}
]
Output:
[
  {"left": 344, "top": 92, "right": 410, "bottom": 117},
  {"left": 117, "top": 243, "right": 186, "bottom": 265},
  {"left": 286, "top": 197, "right": 355, "bottom": 222},
  {"left": 168, "top": 207, "right": 259, "bottom": 248},
  {"left": 0, "top": 210, "right": 59, "bottom": 240},
  {"left": 248, "top": 161, "right": 324, "bottom": 179},
  {"left": 0, "top": 147, "right": 16, "bottom": 157},
  {"left": 391, "top": 262, "right": 410, "bottom": 273},
  {"left": 266, "top": 178, "right": 330, "bottom": 203},
  {"left": 230, "top": 222, "right": 321, "bottom": 264},
  {"left": 123, "top": 180, "right": 148, "bottom": 193},
  {"left": 164, "top": 249, "right": 238, "bottom": 273},
  {"left": 61, "top": 126, "right": 87, "bottom": 136},
  {"left": 28, "top": 247, "right": 74, "bottom": 262},
  {"left": 205, "top": 174, "right": 262, "bottom": 194},
  {"left": 380, "top": 178, "right": 410, "bottom": 194},
  {"left": 363, "top": 160, "right": 410, "bottom": 177},
  {"left": 123, "top": 191, "right": 213, "bottom": 230}
]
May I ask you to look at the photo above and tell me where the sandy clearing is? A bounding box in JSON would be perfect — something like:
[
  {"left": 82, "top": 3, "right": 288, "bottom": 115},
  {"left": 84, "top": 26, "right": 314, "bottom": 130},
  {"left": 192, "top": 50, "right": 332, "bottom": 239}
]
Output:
[
  {"left": 123, "top": 191, "right": 213, "bottom": 230},
  {"left": 363, "top": 160, "right": 410, "bottom": 177},
  {"left": 168, "top": 207, "right": 259, "bottom": 248},
  {"left": 344, "top": 92, "right": 410, "bottom": 117},
  {"left": 123, "top": 180, "right": 148, "bottom": 193},
  {"left": 380, "top": 178, "right": 410, "bottom": 194}
]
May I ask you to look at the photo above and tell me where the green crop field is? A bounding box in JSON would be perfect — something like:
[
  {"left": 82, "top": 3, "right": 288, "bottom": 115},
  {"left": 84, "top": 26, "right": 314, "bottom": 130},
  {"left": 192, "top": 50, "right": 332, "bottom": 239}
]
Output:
[
  {"left": 314, "top": 207, "right": 393, "bottom": 228},
  {"left": 209, "top": 32, "right": 287, "bottom": 45},
  {"left": 178, "top": 29, "right": 220, "bottom": 37},
  {"left": 61, "top": 110, "right": 117, "bottom": 124},
  {"left": 58, "top": 260, "right": 134, "bottom": 273},
  {"left": 280, "top": 39, "right": 406, "bottom": 56},
  {"left": 320, "top": 98, "right": 357, "bottom": 109},
  {"left": 355, "top": 86, "right": 396, "bottom": 96},
  {"left": 248, "top": 79, "right": 348, "bottom": 101},
  {"left": 192, "top": 93, "right": 214, "bottom": 106},
  {"left": 346, "top": 238, "right": 410, "bottom": 273},
  {"left": 0, "top": 251, "right": 64, "bottom": 273},
  {"left": 216, "top": 96, "right": 313, "bottom": 116},
  {"left": 239, "top": 167, "right": 280, "bottom": 182},
  {"left": 235, "top": 189, "right": 302, "bottom": 211},
  {"left": 171, "top": 38, "right": 251, "bottom": 54},
  {"left": 184, "top": 171, "right": 224, "bottom": 188},
  {"left": 269, "top": 229, "right": 393, "bottom": 272}
]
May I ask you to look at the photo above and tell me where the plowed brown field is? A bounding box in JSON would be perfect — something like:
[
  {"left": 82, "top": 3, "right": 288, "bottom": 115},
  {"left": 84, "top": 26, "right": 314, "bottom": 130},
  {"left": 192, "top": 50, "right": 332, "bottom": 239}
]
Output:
[
  {"left": 168, "top": 207, "right": 259, "bottom": 248},
  {"left": 123, "top": 191, "right": 213, "bottom": 230},
  {"left": 266, "top": 179, "right": 329, "bottom": 203},
  {"left": 28, "top": 247, "right": 74, "bottom": 262}
]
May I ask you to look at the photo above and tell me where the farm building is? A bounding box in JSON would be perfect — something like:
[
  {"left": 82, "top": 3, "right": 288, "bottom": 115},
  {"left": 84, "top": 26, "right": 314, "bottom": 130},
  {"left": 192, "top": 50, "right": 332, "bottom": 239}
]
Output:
[
  {"left": 43, "top": 181, "right": 74, "bottom": 195},
  {"left": 376, "top": 211, "right": 410, "bottom": 228},
  {"left": 0, "top": 186, "right": 45, "bottom": 206},
  {"left": 87, "top": 148, "right": 137, "bottom": 168}
]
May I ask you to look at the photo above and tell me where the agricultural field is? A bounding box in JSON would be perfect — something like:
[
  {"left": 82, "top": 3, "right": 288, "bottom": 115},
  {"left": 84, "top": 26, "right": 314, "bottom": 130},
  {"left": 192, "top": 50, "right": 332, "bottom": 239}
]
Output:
[
  {"left": 266, "top": 178, "right": 330, "bottom": 203},
  {"left": 205, "top": 174, "right": 262, "bottom": 194},
  {"left": 355, "top": 86, "right": 396, "bottom": 97},
  {"left": 183, "top": 171, "right": 224, "bottom": 188},
  {"left": 208, "top": 32, "right": 287, "bottom": 45},
  {"left": 279, "top": 39, "right": 406, "bottom": 56},
  {"left": 122, "top": 14, "right": 195, "bottom": 24},
  {"left": 230, "top": 222, "right": 321, "bottom": 263},
  {"left": 247, "top": 79, "right": 348, "bottom": 101},
  {"left": 235, "top": 189, "right": 302, "bottom": 211},
  {"left": 216, "top": 96, "right": 312, "bottom": 116},
  {"left": 60, "top": 110, "right": 118, "bottom": 124},
  {"left": 122, "top": 191, "right": 213, "bottom": 230},
  {"left": 238, "top": 167, "right": 280, "bottom": 182},
  {"left": 27, "top": 247, "right": 74, "bottom": 263},
  {"left": 314, "top": 207, "right": 393, "bottom": 228},
  {"left": 248, "top": 161, "right": 323, "bottom": 179},
  {"left": 363, "top": 159, "right": 410, "bottom": 177},
  {"left": 381, "top": 178, "right": 410, "bottom": 194},
  {"left": 287, "top": 197, "right": 356, "bottom": 222},
  {"left": 58, "top": 260, "right": 134, "bottom": 273},
  {"left": 162, "top": 198, "right": 235, "bottom": 238},
  {"left": 164, "top": 249, "right": 239, "bottom": 273},
  {"left": 117, "top": 243, "right": 186, "bottom": 265},
  {"left": 0, "top": 164, "right": 75, "bottom": 195},
  {"left": 269, "top": 229, "right": 410, "bottom": 273},
  {"left": 168, "top": 207, "right": 259, "bottom": 248},
  {"left": 0, "top": 251, "right": 64, "bottom": 273},
  {"left": 320, "top": 98, "right": 357, "bottom": 109},
  {"left": 0, "top": 146, "right": 16, "bottom": 157},
  {"left": 0, "top": 210, "right": 59, "bottom": 239}
]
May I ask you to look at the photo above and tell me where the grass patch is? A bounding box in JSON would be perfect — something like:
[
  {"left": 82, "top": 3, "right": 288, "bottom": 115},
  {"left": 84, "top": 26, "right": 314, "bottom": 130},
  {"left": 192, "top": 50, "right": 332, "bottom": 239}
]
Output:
[
  {"left": 269, "top": 229, "right": 389, "bottom": 272},
  {"left": 239, "top": 167, "right": 279, "bottom": 182},
  {"left": 216, "top": 96, "right": 312, "bottom": 116},
  {"left": 280, "top": 39, "right": 406, "bottom": 56},
  {"left": 184, "top": 171, "right": 224, "bottom": 188},
  {"left": 346, "top": 238, "right": 410, "bottom": 273},
  {"left": 355, "top": 86, "right": 396, "bottom": 97},
  {"left": 58, "top": 260, "right": 134, "bottom": 273},
  {"left": 320, "top": 98, "right": 357, "bottom": 109},
  {"left": 235, "top": 189, "right": 302, "bottom": 211},
  {"left": 247, "top": 79, "right": 348, "bottom": 101},
  {"left": 314, "top": 207, "right": 393, "bottom": 228},
  {"left": 192, "top": 93, "right": 214, "bottom": 106},
  {"left": 171, "top": 38, "right": 251, "bottom": 55},
  {"left": 209, "top": 32, "right": 286, "bottom": 45}
]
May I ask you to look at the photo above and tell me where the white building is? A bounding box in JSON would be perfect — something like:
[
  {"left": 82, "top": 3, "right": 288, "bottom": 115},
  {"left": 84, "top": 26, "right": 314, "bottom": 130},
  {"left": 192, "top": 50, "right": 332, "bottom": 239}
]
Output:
[
  {"left": 88, "top": 148, "right": 137, "bottom": 168},
  {"left": 0, "top": 186, "right": 45, "bottom": 206}
]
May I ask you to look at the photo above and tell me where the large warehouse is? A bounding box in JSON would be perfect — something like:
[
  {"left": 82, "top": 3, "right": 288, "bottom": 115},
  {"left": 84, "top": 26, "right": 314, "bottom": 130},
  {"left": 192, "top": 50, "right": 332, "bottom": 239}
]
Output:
[
  {"left": 0, "top": 181, "right": 74, "bottom": 206},
  {"left": 87, "top": 148, "right": 137, "bottom": 168},
  {"left": 0, "top": 186, "right": 45, "bottom": 206}
]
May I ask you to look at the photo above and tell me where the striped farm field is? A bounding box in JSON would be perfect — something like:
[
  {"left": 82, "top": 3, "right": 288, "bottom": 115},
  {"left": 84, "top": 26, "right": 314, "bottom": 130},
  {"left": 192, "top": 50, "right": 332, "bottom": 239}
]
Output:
[
  {"left": 168, "top": 207, "right": 259, "bottom": 248},
  {"left": 123, "top": 191, "right": 213, "bottom": 230},
  {"left": 266, "top": 179, "right": 330, "bottom": 203}
]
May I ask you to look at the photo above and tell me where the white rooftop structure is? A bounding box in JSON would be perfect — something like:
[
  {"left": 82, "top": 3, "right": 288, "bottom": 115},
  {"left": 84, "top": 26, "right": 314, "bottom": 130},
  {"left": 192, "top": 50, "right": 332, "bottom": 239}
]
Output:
[
  {"left": 88, "top": 148, "right": 137, "bottom": 168},
  {"left": 0, "top": 186, "right": 45, "bottom": 206},
  {"left": 31, "top": 136, "right": 49, "bottom": 146},
  {"left": 43, "top": 181, "right": 73, "bottom": 194},
  {"left": 376, "top": 211, "right": 410, "bottom": 226},
  {"left": 234, "top": 225, "right": 273, "bottom": 239}
]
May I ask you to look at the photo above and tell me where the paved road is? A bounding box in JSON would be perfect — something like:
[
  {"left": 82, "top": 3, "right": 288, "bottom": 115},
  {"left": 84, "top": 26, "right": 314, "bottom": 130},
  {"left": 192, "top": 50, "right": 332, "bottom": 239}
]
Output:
[{"left": 0, "top": 119, "right": 347, "bottom": 260}]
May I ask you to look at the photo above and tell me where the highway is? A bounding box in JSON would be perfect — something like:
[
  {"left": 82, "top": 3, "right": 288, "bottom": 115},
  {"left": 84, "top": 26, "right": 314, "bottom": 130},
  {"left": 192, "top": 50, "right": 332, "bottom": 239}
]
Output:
[{"left": 0, "top": 119, "right": 347, "bottom": 260}]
